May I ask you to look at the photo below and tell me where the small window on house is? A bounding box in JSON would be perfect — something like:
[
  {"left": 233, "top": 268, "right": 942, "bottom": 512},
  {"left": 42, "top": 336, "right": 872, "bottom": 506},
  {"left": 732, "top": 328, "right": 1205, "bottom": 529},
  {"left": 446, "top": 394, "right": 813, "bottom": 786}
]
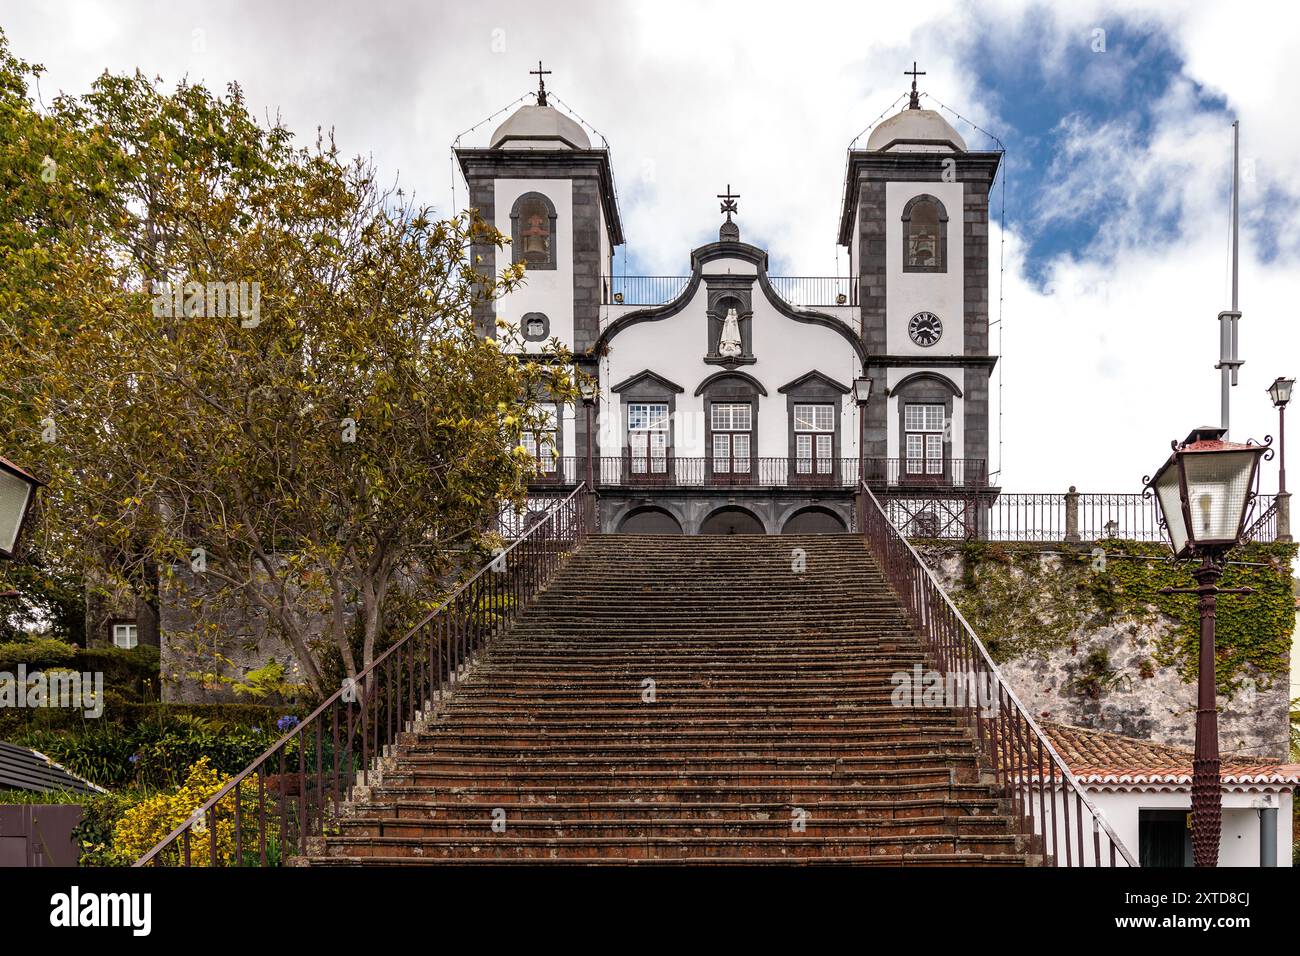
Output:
[
  {"left": 903, "top": 196, "right": 947, "bottom": 272},
  {"left": 522, "top": 404, "right": 559, "bottom": 474},
  {"left": 904, "top": 403, "right": 945, "bottom": 475},
  {"left": 710, "top": 402, "right": 753, "bottom": 474},
  {"left": 627, "top": 402, "right": 670, "bottom": 474},
  {"left": 113, "top": 623, "right": 139, "bottom": 649},
  {"left": 793, "top": 403, "right": 834, "bottom": 474}
]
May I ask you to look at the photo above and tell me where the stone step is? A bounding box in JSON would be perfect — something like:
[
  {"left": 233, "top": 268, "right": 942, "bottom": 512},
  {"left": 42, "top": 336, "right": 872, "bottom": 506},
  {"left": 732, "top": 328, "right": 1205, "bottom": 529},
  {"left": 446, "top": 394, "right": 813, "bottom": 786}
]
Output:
[
  {"left": 364, "top": 781, "right": 996, "bottom": 805},
  {"left": 317, "top": 832, "right": 1024, "bottom": 861},
  {"left": 347, "top": 795, "right": 1006, "bottom": 822},
  {"left": 305, "top": 852, "right": 1026, "bottom": 866},
  {"left": 336, "top": 814, "right": 1014, "bottom": 840}
]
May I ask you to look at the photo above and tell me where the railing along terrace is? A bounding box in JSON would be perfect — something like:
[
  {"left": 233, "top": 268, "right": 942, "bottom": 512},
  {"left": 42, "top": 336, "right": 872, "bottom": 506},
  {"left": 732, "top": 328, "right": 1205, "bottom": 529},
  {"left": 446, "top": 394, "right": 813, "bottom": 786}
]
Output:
[
  {"left": 601, "top": 275, "right": 857, "bottom": 308},
  {"left": 134, "top": 485, "right": 596, "bottom": 867},
  {"left": 858, "top": 481, "right": 1138, "bottom": 867},
  {"left": 1243, "top": 498, "right": 1279, "bottom": 543},
  {"left": 528, "top": 456, "right": 987, "bottom": 490},
  {"left": 981, "top": 491, "right": 1278, "bottom": 544},
  {"left": 765, "top": 276, "right": 857, "bottom": 308}
]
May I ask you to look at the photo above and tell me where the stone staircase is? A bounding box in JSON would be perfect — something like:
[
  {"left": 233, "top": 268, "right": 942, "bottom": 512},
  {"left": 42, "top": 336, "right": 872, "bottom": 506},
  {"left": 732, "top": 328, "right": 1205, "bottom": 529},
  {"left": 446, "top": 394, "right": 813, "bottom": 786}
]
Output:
[{"left": 307, "top": 533, "right": 1033, "bottom": 864}]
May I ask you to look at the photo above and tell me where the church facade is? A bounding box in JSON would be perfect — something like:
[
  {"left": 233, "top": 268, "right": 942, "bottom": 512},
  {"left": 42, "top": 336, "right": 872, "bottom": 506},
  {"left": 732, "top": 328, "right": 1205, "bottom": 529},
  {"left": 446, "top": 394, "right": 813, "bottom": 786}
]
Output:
[{"left": 457, "top": 75, "right": 1001, "bottom": 535}]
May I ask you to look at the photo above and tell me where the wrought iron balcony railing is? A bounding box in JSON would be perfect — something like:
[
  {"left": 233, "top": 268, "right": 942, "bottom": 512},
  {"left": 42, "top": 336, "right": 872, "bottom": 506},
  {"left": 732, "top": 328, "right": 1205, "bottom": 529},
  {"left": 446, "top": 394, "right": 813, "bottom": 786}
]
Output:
[
  {"left": 527, "top": 456, "right": 989, "bottom": 490},
  {"left": 601, "top": 275, "right": 859, "bottom": 308}
]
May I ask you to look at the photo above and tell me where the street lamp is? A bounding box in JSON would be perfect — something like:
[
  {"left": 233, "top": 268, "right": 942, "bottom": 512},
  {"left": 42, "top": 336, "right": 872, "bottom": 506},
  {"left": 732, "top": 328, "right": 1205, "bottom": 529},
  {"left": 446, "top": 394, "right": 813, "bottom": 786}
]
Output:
[
  {"left": 579, "top": 379, "right": 598, "bottom": 490},
  {"left": 1145, "top": 426, "right": 1269, "bottom": 868},
  {"left": 852, "top": 376, "right": 872, "bottom": 486},
  {"left": 0, "top": 457, "right": 43, "bottom": 561},
  {"left": 1268, "top": 376, "right": 1293, "bottom": 541}
]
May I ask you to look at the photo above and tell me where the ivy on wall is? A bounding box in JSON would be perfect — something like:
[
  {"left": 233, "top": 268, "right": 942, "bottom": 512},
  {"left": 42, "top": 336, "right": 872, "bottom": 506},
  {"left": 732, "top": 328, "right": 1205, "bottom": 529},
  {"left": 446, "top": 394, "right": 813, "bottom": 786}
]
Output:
[{"left": 927, "top": 540, "right": 1297, "bottom": 697}]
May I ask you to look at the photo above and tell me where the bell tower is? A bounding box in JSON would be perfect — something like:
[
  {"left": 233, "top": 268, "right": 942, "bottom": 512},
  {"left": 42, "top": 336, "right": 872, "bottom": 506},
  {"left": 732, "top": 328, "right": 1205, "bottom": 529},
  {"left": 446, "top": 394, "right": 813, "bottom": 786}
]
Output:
[
  {"left": 454, "top": 66, "right": 623, "bottom": 356},
  {"left": 838, "top": 66, "right": 1000, "bottom": 488}
]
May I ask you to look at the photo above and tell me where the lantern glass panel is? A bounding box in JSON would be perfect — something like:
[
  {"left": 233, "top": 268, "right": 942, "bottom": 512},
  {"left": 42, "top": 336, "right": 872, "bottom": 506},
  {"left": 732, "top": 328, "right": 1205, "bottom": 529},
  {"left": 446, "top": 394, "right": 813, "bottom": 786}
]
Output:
[
  {"left": 0, "top": 468, "right": 34, "bottom": 556},
  {"left": 1180, "top": 449, "right": 1256, "bottom": 544},
  {"left": 1153, "top": 463, "right": 1188, "bottom": 556}
]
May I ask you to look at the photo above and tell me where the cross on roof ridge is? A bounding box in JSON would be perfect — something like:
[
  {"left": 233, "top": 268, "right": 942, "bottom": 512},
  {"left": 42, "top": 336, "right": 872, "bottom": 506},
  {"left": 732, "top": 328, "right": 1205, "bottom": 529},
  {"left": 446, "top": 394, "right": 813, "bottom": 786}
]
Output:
[{"left": 717, "top": 183, "right": 739, "bottom": 221}]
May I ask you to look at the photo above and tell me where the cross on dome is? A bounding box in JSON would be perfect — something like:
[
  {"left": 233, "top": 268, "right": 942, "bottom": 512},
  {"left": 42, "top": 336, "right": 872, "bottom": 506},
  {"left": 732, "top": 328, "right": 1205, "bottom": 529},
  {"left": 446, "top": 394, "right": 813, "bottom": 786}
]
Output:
[
  {"left": 530, "top": 60, "right": 552, "bottom": 106},
  {"left": 905, "top": 61, "right": 926, "bottom": 109}
]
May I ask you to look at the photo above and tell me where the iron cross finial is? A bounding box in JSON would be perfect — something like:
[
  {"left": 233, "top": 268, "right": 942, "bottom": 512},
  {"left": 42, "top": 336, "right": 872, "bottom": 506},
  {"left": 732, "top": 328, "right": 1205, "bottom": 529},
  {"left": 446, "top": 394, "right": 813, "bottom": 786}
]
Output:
[
  {"left": 717, "top": 184, "right": 739, "bottom": 221},
  {"left": 530, "top": 60, "right": 552, "bottom": 106},
  {"left": 905, "top": 61, "right": 926, "bottom": 109}
]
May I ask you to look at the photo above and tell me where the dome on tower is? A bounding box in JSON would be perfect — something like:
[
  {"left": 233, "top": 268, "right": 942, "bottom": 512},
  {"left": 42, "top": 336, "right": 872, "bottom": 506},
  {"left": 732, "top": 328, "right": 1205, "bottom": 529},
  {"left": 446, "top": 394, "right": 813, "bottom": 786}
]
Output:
[
  {"left": 865, "top": 107, "right": 966, "bottom": 152},
  {"left": 489, "top": 104, "right": 590, "bottom": 150}
]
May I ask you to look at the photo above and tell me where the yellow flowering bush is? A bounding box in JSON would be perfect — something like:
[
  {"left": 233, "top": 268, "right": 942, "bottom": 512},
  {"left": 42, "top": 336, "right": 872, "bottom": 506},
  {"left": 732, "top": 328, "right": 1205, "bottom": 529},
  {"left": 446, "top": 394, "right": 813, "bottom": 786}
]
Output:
[{"left": 113, "top": 757, "right": 268, "bottom": 865}]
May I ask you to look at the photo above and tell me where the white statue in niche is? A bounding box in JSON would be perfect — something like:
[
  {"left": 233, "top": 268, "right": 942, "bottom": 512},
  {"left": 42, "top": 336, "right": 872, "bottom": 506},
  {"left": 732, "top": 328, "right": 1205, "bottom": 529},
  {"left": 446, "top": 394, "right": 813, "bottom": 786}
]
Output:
[{"left": 718, "top": 307, "right": 743, "bottom": 358}]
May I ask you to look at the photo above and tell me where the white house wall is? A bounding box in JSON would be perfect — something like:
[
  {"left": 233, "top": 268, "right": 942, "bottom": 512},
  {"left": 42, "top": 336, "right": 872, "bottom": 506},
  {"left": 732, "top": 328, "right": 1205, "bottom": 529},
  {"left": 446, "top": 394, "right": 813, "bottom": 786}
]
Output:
[{"left": 1028, "top": 787, "right": 1294, "bottom": 867}]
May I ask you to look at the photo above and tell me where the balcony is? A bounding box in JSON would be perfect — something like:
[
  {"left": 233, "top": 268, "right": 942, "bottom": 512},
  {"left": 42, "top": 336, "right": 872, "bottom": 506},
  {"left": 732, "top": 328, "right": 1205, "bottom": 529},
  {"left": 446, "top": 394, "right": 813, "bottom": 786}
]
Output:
[
  {"left": 527, "top": 456, "right": 988, "bottom": 491},
  {"left": 601, "top": 276, "right": 859, "bottom": 308}
]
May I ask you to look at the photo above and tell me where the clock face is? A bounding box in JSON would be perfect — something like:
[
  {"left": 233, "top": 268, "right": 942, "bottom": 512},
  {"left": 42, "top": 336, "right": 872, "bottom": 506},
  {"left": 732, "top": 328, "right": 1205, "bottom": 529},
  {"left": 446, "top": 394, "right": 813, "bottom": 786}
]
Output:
[{"left": 908, "top": 311, "right": 943, "bottom": 347}]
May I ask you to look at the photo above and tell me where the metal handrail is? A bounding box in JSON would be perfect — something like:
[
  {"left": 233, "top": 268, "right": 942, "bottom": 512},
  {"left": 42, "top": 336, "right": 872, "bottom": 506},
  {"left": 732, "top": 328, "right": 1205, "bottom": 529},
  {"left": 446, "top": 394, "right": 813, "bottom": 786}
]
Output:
[
  {"left": 858, "top": 481, "right": 1138, "bottom": 866},
  {"left": 135, "top": 484, "right": 596, "bottom": 866}
]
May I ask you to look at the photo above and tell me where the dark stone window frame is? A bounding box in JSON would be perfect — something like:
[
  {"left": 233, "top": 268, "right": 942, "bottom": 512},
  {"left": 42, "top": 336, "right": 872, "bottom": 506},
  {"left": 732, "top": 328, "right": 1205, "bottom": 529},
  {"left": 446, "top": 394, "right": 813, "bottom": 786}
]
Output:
[
  {"left": 522, "top": 395, "right": 565, "bottom": 480},
  {"left": 521, "top": 312, "right": 550, "bottom": 342},
  {"left": 612, "top": 370, "right": 683, "bottom": 467},
  {"left": 696, "top": 371, "right": 765, "bottom": 479},
  {"left": 891, "top": 372, "right": 961, "bottom": 478},
  {"left": 510, "top": 191, "right": 558, "bottom": 272},
  {"left": 901, "top": 193, "right": 949, "bottom": 274},
  {"left": 778, "top": 372, "right": 849, "bottom": 478}
]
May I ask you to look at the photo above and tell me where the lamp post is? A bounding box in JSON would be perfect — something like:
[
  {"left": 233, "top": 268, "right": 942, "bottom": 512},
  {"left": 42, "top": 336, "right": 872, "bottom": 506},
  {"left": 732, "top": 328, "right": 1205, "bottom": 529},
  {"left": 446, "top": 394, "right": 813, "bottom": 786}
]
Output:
[
  {"left": 852, "top": 376, "right": 873, "bottom": 486},
  {"left": 1145, "top": 426, "right": 1268, "bottom": 867},
  {"left": 1268, "top": 376, "right": 1293, "bottom": 541},
  {"left": 580, "top": 380, "right": 597, "bottom": 490}
]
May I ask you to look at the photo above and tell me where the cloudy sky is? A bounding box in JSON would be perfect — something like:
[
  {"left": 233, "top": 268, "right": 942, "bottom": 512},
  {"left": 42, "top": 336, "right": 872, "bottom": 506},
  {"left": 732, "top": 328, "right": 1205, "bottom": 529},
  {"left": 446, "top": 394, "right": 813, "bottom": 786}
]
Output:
[{"left": 4, "top": 0, "right": 1297, "bottom": 493}]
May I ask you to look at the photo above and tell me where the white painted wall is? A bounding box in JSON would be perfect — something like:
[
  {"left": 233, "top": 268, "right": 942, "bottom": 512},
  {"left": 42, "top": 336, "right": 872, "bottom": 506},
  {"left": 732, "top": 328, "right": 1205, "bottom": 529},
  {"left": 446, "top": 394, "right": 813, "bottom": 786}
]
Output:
[
  {"left": 885, "top": 180, "right": 965, "bottom": 357},
  {"left": 492, "top": 178, "right": 574, "bottom": 353},
  {"left": 1030, "top": 787, "right": 1294, "bottom": 867},
  {"left": 599, "top": 266, "right": 863, "bottom": 460}
]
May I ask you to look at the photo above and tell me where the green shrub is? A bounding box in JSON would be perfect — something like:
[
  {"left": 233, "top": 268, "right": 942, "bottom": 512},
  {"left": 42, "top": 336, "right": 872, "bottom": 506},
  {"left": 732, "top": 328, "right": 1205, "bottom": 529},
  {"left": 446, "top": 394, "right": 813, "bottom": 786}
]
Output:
[
  {"left": 74, "top": 791, "right": 143, "bottom": 866},
  {"left": 0, "top": 637, "right": 76, "bottom": 670}
]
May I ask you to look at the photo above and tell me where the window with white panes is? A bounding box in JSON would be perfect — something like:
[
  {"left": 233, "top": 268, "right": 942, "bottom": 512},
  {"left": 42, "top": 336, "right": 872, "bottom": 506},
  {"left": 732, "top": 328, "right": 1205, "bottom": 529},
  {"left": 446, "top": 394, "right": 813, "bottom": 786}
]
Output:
[
  {"left": 521, "top": 403, "right": 559, "bottom": 474},
  {"left": 710, "top": 402, "right": 752, "bottom": 474},
  {"left": 793, "top": 403, "right": 834, "bottom": 474},
  {"left": 627, "top": 402, "right": 669, "bottom": 473},
  {"left": 903, "top": 403, "right": 945, "bottom": 475},
  {"left": 113, "top": 623, "right": 139, "bottom": 649}
]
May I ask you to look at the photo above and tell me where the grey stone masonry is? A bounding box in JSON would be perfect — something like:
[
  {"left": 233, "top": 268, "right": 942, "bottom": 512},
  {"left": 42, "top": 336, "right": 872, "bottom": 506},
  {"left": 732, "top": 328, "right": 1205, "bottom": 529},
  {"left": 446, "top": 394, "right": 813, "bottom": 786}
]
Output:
[
  {"left": 857, "top": 180, "right": 887, "bottom": 356},
  {"left": 963, "top": 179, "right": 990, "bottom": 356},
  {"left": 571, "top": 177, "right": 602, "bottom": 352}
]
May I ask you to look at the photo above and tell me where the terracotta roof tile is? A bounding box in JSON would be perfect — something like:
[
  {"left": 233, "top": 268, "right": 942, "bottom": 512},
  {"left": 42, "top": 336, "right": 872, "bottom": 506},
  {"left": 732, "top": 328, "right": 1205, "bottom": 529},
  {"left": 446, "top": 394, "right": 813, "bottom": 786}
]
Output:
[{"left": 1041, "top": 721, "right": 1300, "bottom": 787}]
